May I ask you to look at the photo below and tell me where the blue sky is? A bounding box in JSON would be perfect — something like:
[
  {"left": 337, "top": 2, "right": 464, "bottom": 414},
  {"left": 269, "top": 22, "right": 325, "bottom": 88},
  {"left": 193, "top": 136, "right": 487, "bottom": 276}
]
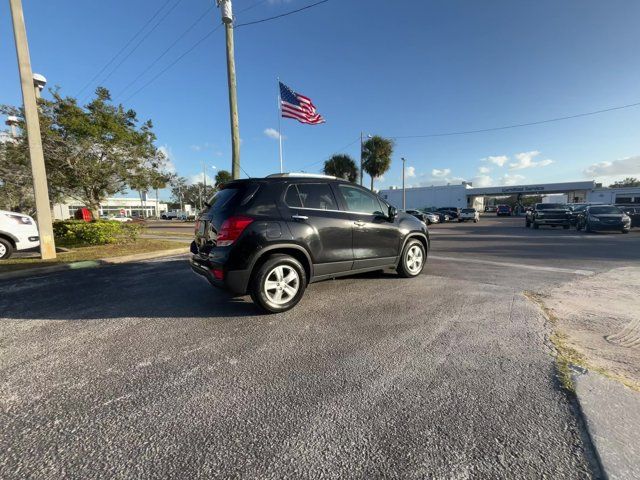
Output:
[{"left": 2, "top": 0, "right": 640, "bottom": 197}]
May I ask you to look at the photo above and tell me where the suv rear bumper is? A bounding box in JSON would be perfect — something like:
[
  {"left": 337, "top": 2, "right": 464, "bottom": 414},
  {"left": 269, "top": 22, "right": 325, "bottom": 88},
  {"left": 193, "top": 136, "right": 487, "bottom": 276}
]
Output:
[
  {"left": 536, "top": 218, "right": 570, "bottom": 225},
  {"left": 190, "top": 253, "right": 250, "bottom": 295}
]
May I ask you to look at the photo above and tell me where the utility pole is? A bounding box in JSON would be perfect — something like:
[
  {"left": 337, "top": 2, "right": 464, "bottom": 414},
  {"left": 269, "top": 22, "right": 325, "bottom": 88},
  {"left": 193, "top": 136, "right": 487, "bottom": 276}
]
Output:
[
  {"left": 401, "top": 157, "right": 406, "bottom": 210},
  {"left": 360, "top": 132, "right": 364, "bottom": 186},
  {"left": 217, "top": 0, "right": 240, "bottom": 180},
  {"left": 9, "top": 0, "right": 56, "bottom": 259}
]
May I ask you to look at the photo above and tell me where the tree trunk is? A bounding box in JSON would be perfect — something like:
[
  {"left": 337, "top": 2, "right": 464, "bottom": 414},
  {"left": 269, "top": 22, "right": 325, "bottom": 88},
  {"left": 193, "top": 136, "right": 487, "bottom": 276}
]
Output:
[
  {"left": 370, "top": 175, "right": 374, "bottom": 191},
  {"left": 139, "top": 190, "right": 145, "bottom": 219}
]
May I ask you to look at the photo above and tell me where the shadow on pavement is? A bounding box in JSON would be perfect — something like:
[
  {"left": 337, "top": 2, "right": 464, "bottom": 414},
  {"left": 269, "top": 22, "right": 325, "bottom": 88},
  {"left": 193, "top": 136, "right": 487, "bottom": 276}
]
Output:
[{"left": 0, "top": 258, "right": 261, "bottom": 320}]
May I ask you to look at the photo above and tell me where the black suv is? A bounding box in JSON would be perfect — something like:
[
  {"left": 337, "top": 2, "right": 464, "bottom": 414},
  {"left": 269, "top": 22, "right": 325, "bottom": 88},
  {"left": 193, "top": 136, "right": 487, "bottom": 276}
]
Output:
[
  {"left": 525, "top": 203, "right": 571, "bottom": 229},
  {"left": 190, "top": 174, "right": 429, "bottom": 313}
]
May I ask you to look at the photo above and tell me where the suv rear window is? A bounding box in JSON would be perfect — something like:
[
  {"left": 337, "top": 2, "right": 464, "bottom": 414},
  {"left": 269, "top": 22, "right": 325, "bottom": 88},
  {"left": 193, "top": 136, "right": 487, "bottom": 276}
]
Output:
[
  {"left": 285, "top": 183, "right": 338, "bottom": 210},
  {"left": 207, "top": 188, "right": 241, "bottom": 211},
  {"left": 462, "top": 208, "right": 475, "bottom": 213}
]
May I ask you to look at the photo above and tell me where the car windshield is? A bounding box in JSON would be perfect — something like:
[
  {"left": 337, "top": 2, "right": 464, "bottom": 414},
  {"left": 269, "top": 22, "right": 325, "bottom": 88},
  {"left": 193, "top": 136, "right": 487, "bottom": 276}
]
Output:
[
  {"left": 590, "top": 206, "right": 622, "bottom": 215},
  {"left": 206, "top": 187, "right": 240, "bottom": 211},
  {"left": 537, "top": 204, "right": 566, "bottom": 210}
]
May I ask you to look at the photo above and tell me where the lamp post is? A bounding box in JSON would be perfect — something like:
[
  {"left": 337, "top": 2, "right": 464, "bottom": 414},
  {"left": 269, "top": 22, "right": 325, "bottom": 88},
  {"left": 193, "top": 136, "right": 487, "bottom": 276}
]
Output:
[
  {"left": 5, "top": 115, "right": 19, "bottom": 138},
  {"left": 360, "top": 132, "right": 372, "bottom": 186},
  {"left": 401, "top": 157, "right": 406, "bottom": 210}
]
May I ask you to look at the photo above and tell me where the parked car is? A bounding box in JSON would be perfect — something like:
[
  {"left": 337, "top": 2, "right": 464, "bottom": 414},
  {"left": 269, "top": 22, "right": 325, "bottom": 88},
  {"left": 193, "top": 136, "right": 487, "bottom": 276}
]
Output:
[
  {"left": 427, "top": 211, "right": 449, "bottom": 223},
  {"left": 0, "top": 210, "right": 40, "bottom": 260},
  {"left": 576, "top": 205, "right": 631, "bottom": 233},
  {"left": 526, "top": 203, "right": 571, "bottom": 229},
  {"left": 110, "top": 215, "right": 133, "bottom": 223},
  {"left": 437, "top": 207, "right": 459, "bottom": 220},
  {"left": 496, "top": 205, "right": 512, "bottom": 216},
  {"left": 423, "top": 212, "right": 440, "bottom": 224},
  {"left": 406, "top": 209, "right": 430, "bottom": 225},
  {"left": 567, "top": 203, "right": 589, "bottom": 225},
  {"left": 485, "top": 205, "right": 497, "bottom": 213},
  {"left": 190, "top": 174, "right": 430, "bottom": 313},
  {"left": 616, "top": 205, "right": 640, "bottom": 228},
  {"left": 458, "top": 208, "right": 480, "bottom": 223}
]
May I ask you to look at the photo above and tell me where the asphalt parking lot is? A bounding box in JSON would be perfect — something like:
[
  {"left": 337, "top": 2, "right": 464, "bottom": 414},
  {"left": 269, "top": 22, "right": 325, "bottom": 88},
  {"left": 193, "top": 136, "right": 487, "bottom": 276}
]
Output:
[{"left": 2, "top": 217, "right": 638, "bottom": 478}]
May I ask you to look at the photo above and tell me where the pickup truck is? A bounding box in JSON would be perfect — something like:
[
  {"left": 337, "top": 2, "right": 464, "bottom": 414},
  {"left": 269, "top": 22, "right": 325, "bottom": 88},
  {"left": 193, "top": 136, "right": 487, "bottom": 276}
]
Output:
[{"left": 525, "top": 203, "right": 571, "bottom": 229}]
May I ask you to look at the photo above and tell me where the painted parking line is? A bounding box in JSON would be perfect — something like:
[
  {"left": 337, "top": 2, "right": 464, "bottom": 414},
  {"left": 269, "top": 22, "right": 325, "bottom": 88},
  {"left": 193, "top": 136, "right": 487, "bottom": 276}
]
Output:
[
  {"left": 429, "top": 232, "right": 611, "bottom": 239},
  {"left": 428, "top": 255, "right": 595, "bottom": 276}
]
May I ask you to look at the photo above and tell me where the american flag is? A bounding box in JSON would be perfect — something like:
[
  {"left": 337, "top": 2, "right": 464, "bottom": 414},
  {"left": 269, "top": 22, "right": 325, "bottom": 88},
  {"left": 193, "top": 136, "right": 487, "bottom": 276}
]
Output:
[{"left": 279, "top": 82, "right": 325, "bottom": 125}]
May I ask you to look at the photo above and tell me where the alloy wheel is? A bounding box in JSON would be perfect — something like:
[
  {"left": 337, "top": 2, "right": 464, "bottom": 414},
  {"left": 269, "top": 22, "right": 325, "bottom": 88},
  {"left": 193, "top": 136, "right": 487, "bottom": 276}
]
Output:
[
  {"left": 406, "top": 245, "right": 424, "bottom": 274},
  {"left": 263, "top": 265, "right": 300, "bottom": 305}
]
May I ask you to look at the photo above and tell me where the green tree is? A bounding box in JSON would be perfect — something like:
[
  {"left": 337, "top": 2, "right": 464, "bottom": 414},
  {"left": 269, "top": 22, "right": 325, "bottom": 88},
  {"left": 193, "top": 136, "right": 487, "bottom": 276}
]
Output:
[
  {"left": 362, "top": 135, "right": 394, "bottom": 191},
  {"left": 1, "top": 87, "right": 164, "bottom": 219},
  {"left": 323, "top": 154, "right": 358, "bottom": 182},
  {"left": 609, "top": 177, "right": 640, "bottom": 188},
  {"left": 215, "top": 170, "right": 232, "bottom": 187}
]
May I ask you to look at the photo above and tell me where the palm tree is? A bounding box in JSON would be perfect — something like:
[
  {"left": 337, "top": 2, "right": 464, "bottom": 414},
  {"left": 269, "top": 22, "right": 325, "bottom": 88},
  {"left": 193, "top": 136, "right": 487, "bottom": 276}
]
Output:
[
  {"left": 323, "top": 154, "right": 358, "bottom": 182},
  {"left": 215, "top": 170, "right": 232, "bottom": 188},
  {"left": 362, "top": 135, "right": 394, "bottom": 191}
]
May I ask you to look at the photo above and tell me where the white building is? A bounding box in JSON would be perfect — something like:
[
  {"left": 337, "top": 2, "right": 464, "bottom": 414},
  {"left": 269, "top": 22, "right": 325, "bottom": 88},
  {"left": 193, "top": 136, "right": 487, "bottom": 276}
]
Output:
[
  {"left": 378, "top": 180, "right": 640, "bottom": 211},
  {"left": 53, "top": 196, "right": 169, "bottom": 220}
]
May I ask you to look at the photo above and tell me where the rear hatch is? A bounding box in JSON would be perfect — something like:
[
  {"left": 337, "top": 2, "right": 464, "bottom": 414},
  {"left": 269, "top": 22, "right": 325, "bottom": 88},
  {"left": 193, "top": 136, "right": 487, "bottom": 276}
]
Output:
[{"left": 194, "top": 182, "right": 256, "bottom": 253}]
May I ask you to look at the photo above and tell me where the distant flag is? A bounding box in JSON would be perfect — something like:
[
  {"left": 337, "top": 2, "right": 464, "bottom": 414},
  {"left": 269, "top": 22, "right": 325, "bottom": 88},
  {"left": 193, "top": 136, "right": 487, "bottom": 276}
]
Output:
[{"left": 279, "top": 82, "right": 325, "bottom": 125}]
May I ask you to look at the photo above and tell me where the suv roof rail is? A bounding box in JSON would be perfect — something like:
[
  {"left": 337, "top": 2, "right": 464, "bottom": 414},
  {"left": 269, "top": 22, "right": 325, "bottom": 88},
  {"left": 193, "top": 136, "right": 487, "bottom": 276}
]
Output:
[{"left": 266, "top": 172, "right": 338, "bottom": 180}]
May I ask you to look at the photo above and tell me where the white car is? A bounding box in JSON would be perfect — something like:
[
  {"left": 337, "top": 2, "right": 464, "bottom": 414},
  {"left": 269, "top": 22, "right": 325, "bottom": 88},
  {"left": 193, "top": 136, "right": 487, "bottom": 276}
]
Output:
[
  {"left": 109, "top": 215, "right": 133, "bottom": 223},
  {"left": 458, "top": 208, "right": 480, "bottom": 223},
  {"left": 0, "top": 210, "right": 40, "bottom": 259},
  {"left": 424, "top": 212, "right": 440, "bottom": 224}
]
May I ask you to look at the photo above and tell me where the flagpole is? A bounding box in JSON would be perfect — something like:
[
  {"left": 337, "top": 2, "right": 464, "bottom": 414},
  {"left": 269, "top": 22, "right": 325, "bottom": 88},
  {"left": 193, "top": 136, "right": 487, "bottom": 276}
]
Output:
[{"left": 277, "top": 78, "right": 283, "bottom": 173}]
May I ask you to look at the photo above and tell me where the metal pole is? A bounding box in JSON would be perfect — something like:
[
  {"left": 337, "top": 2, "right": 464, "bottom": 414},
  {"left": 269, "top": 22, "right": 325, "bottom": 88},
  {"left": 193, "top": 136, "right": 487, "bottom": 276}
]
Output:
[
  {"left": 360, "top": 131, "right": 364, "bottom": 186},
  {"left": 9, "top": 0, "right": 56, "bottom": 259},
  {"left": 202, "top": 161, "right": 207, "bottom": 202},
  {"left": 277, "top": 78, "right": 283, "bottom": 173},
  {"left": 218, "top": 0, "right": 240, "bottom": 180},
  {"left": 402, "top": 157, "right": 406, "bottom": 210}
]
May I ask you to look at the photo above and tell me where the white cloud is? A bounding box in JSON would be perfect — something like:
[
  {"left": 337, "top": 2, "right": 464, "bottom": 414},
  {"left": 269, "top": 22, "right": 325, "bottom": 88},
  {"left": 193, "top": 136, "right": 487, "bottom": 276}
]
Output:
[
  {"left": 500, "top": 173, "right": 525, "bottom": 186},
  {"left": 472, "top": 175, "right": 493, "bottom": 187},
  {"left": 158, "top": 145, "right": 176, "bottom": 173},
  {"left": 478, "top": 166, "right": 491, "bottom": 175},
  {"left": 264, "top": 128, "right": 285, "bottom": 140},
  {"left": 509, "top": 151, "right": 554, "bottom": 170},
  {"left": 406, "top": 166, "right": 416, "bottom": 177},
  {"left": 584, "top": 155, "right": 640, "bottom": 177},
  {"left": 431, "top": 168, "right": 451, "bottom": 177},
  {"left": 189, "top": 173, "right": 215, "bottom": 185},
  {"left": 484, "top": 155, "right": 508, "bottom": 167}
]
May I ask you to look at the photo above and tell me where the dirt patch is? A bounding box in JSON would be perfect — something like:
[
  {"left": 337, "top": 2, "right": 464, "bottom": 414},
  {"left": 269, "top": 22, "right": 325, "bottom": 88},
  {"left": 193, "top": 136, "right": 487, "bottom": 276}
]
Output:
[{"left": 532, "top": 267, "right": 640, "bottom": 391}]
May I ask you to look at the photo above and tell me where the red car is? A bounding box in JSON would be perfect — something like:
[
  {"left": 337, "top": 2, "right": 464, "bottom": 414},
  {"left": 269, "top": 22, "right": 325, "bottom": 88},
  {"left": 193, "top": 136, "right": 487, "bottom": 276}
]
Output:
[{"left": 496, "top": 205, "right": 512, "bottom": 216}]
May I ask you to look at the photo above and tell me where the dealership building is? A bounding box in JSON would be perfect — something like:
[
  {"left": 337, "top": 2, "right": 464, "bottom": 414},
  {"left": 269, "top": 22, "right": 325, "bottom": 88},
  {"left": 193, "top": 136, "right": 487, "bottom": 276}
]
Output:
[
  {"left": 379, "top": 181, "right": 640, "bottom": 211},
  {"left": 52, "top": 196, "right": 169, "bottom": 220}
]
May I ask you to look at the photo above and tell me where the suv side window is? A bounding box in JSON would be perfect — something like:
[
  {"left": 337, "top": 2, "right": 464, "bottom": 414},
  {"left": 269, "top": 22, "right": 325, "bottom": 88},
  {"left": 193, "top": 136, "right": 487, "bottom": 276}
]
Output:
[
  {"left": 285, "top": 183, "right": 338, "bottom": 210},
  {"left": 338, "top": 185, "right": 385, "bottom": 215}
]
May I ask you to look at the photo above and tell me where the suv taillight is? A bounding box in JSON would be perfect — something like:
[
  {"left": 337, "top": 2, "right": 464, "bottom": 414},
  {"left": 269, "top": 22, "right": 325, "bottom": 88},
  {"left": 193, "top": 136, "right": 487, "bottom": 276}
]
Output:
[{"left": 216, "top": 216, "right": 254, "bottom": 247}]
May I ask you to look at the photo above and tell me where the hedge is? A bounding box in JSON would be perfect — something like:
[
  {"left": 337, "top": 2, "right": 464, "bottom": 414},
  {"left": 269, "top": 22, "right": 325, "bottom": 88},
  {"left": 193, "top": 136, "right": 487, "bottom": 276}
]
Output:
[{"left": 53, "top": 220, "right": 144, "bottom": 246}]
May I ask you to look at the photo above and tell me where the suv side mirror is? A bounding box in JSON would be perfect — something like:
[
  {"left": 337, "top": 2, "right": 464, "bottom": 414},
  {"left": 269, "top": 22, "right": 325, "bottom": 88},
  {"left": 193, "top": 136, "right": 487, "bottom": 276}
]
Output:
[{"left": 388, "top": 206, "right": 397, "bottom": 219}]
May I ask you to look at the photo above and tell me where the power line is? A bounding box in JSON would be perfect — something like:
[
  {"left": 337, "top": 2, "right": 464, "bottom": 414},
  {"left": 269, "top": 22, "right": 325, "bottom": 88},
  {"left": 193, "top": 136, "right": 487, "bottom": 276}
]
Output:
[
  {"left": 116, "top": 5, "right": 215, "bottom": 98},
  {"left": 91, "top": 0, "right": 185, "bottom": 97},
  {"left": 235, "top": 0, "right": 329, "bottom": 29},
  {"left": 390, "top": 101, "right": 640, "bottom": 139},
  {"left": 123, "top": 23, "right": 224, "bottom": 102},
  {"left": 300, "top": 137, "right": 360, "bottom": 170},
  {"left": 75, "top": 0, "right": 174, "bottom": 98},
  {"left": 236, "top": 0, "right": 269, "bottom": 15}
]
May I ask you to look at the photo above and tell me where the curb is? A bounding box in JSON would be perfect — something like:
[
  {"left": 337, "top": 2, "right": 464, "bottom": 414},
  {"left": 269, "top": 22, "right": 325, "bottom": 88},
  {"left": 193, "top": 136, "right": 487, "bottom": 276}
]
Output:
[{"left": 0, "top": 247, "right": 188, "bottom": 281}]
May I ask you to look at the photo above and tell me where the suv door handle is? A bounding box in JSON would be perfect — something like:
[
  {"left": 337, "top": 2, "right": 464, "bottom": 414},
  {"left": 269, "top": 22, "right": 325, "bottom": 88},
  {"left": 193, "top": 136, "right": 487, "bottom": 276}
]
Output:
[
  {"left": 291, "top": 215, "right": 308, "bottom": 221},
  {"left": 354, "top": 220, "right": 365, "bottom": 227}
]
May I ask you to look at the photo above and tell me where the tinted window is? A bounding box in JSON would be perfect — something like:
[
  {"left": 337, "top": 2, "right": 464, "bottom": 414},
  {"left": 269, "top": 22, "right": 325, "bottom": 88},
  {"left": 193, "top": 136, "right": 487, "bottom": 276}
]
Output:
[
  {"left": 207, "top": 188, "right": 240, "bottom": 211},
  {"left": 339, "top": 185, "right": 385, "bottom": 215},
  {"left": 286, "top": 183, "right": 338, "bottom": 210},
  {"left": 462, "top": 208, "right": 475, "bottom": 213},
  {"left": 589, "top": 206, "right": 622, "bottom": 215}
]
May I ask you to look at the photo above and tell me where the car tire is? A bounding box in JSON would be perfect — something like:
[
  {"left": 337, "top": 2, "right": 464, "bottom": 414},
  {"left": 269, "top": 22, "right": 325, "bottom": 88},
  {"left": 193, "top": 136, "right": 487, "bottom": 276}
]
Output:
[
  {"left": 397, "top": 238, "right": 426, "bottom": 278},
  {"left": 250, "top": 254, "right": 307, "bottom": 313},
  {"left": 0, "top": 238, "right": 14, "bottom": 260},
  {"left": 621, "top": 229, "right": 629, "bottom": 234}
]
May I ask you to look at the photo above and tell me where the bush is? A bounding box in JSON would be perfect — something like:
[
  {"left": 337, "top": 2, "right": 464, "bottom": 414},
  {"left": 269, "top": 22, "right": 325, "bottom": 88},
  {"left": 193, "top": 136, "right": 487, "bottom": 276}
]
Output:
[{"left": 53, "top": 220, "right": 144, "bottom": 246}]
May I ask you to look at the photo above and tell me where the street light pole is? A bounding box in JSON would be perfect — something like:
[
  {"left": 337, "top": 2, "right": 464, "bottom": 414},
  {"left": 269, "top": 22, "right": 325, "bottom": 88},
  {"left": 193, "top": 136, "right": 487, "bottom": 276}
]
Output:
[
  {"left": 401, "top": 157, "right": 406, "bottom": 210},
  {"left": 9, "top": 0, "right": 56, "bottom": 259},
  {"left": 33, "top": 73, "right": 46, "bottom": 99},
  {"left": 217, "top": 0, "right": 240, "bottom": 180}
]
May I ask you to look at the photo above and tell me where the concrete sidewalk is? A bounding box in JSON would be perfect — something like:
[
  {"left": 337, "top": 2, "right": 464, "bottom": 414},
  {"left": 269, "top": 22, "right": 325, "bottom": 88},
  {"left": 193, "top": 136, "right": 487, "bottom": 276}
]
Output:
[{"left": 574, "top": 370, "right": 640, "bottom": 480}]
